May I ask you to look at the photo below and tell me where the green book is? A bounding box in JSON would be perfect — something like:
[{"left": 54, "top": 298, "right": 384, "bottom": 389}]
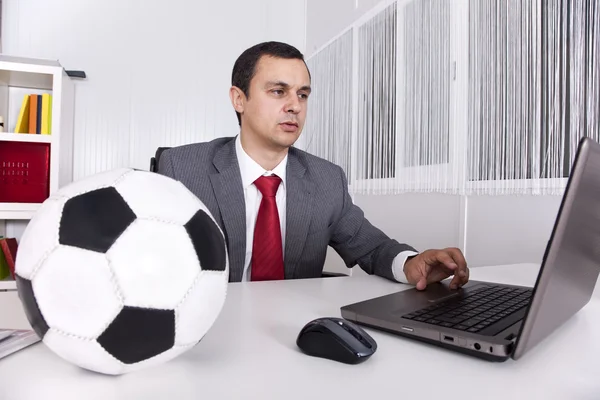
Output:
[{"left": 0, "top": 243, "right": 8, "bottom": 280}]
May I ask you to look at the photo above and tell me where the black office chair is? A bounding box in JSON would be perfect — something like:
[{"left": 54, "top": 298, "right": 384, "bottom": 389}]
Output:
[
  {"left": 149, "top": 147, "right": 172, "bottom": 172},
  {"left": 149, "top": 146, "right": 346, "bottom": 278}
]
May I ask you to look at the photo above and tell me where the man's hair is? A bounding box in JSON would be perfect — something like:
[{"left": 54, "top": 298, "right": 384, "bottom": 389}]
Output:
[{"left": 231, "top": 41, "right": 309, "bottom": 126}]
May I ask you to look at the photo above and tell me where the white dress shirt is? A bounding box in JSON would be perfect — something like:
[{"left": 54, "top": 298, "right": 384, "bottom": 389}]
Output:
[{"left": 235, "top": 136, "right": 415, "bottom": 283}]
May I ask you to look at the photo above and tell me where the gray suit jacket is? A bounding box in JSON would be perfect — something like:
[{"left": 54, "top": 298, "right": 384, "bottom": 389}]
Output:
[{"left": 158, "top": 136, "right": 416, "bottom": 282}]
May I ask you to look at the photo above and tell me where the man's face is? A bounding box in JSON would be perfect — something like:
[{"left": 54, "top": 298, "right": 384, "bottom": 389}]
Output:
[{"left": 235, "top": 56, "right": 311, "bottom": 150}]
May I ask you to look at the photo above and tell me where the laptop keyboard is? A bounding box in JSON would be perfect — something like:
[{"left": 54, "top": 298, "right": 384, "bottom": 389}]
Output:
[{"left": 402, "top": 285, "right": 532, "bottom": 334}]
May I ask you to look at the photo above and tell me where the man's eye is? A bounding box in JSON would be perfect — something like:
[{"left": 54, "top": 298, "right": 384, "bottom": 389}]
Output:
[
  {"left": 272, "top": 89, "right": 284, "bottom": 95},
  {"left": 299, "top": 93, "right": 309, "bottom": 99}
]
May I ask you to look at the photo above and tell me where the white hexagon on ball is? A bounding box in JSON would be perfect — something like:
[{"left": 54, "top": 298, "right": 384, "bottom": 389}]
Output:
[
  {"left": 107, "top": 218, "right": 201, "bottom": 310},
  {"left": 175, "top": 271, "right": 228, "bottom": 346},
  {"left": 15, "top": 197, "right": 65, "bottom": 280},
  {"left": 33, "top": 246, "right": 122, "bottom": 339}
]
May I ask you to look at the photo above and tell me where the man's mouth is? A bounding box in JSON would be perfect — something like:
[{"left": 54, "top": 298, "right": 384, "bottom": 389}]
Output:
[{"left": 280, "top": 121, "right": 299, "bottom": 132}]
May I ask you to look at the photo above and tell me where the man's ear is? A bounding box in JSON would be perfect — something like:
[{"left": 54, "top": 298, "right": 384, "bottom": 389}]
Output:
[{"left": 229, "top": 86, "right": 246, "bottom": 114}]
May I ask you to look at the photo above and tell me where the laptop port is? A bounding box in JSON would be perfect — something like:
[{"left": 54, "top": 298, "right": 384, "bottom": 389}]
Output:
[
  {"left": 505, "top": 333, "right": 516, "bottom": 341},
  {"left": 474, "top": 343, "right": 481, "bottom": 350},
  {"left": 443, "top": 335, "right": 454, "bottom": 342}
]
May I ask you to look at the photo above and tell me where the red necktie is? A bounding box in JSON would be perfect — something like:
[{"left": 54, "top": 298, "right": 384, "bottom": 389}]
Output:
[{"left": 251, "top": 175, "right": 284, "bottom": 281}]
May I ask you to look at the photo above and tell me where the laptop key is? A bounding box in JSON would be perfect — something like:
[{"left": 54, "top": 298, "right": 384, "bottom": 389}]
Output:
[
  {"left": 478, "top": 308, "right": 528, "bottom": 336},
  {"left": 453, "top": 324, "right": 470, "bottom": 331},
  {"left": 437, "top": 315, "right": 468, "bottom": 325},
  {"left": 458, "top": 318, "right": 480, "bottom": 328}
]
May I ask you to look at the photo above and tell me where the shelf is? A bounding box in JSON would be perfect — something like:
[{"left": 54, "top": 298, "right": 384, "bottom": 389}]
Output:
[
  {"left": 0, "top": 203, "right": 41, "bottom": 220},
  {"left": 0, "top": 55, "right": 61, "bottom": 90},
  {"left": 0, "top": 279, "right": 17, "bottom": 291},
  {"left": 0, "top": 132, "right": 52, "bottom": 144}
]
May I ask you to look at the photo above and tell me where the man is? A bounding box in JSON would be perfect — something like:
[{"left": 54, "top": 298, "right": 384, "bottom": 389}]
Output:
[{"left": 158, "top": 41, "right": 469, "bottom": 290}]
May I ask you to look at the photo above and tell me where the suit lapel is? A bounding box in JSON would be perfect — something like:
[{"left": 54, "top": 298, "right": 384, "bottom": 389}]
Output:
[
  {"left": 209, "top": 140, "right": 246, "bottom": 282},
  {"left": 284, "top": 149, "right": 314, "bottom": 279}
]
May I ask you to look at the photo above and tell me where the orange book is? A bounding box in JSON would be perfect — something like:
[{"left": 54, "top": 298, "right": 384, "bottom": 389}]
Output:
[{"left": 28, "top": 94, "right": 38, "bottom": 134}]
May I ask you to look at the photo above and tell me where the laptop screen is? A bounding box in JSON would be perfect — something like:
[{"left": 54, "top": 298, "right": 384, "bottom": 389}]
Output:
[{"left": 513, "top": 137, "right": 600, "bottom": 359}]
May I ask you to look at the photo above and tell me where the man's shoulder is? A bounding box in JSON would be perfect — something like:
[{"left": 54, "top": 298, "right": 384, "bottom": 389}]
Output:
[
  {"left": 163, "top": 136, "right": 235, "bottom": 162},
  {"left": 290, "top": 146, "right": 343, "bottom": 174}
]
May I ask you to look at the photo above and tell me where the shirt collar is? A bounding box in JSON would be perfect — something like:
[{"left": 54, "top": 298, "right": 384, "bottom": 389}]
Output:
[{"left": 235, "top": 135, "right": 287, "bottom": 190}]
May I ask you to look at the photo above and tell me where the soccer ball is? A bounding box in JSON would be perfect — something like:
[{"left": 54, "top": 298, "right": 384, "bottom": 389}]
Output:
[{"left": 14, "top": 168, "right": 229, "bottom": 375}]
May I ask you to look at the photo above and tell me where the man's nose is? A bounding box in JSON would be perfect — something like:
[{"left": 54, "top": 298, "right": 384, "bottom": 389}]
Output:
[{"left": 285, "top": 95, "right": 301, "bottom": 114}]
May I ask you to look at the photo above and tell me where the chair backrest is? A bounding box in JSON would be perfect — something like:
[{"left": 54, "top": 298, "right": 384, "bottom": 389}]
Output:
[{"left": 149, "top": 147, "right": 172, "bottom": 172}]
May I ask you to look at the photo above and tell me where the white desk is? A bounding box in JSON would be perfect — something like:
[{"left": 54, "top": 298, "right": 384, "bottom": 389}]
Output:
[{"left": 0, "top": 263, "right": 599, "bottom": 400}]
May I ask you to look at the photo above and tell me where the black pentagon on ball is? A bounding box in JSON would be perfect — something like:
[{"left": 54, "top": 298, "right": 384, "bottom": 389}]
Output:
[
  {"left": 16, "top": 274, "right": 49, "bottom": 339},
  {"left": 97, "top": 306, "right": 175, "bottom": 364},
  {"left": 185, "top": 209, "right": 226, "bottom": 272},
  {"left": 59, "top": 187, "right": 136, "bottom": 253}
]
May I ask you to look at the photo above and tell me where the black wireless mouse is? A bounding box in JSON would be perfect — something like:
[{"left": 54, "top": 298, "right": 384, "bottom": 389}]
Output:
[{"left": 296, "top": 317, "right": 377, "bottom": 364}]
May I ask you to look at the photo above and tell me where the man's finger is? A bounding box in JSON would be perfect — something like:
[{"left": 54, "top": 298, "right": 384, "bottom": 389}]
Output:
[
  {"left": 449, "top": 274, "right": 462, "bottom": 290},
  {"left": 434, "top": 251, "right": 458, "bottom": 271},
  {"left": 447, "top": 247, "right": 468, "bottom": 270},
  {"left": 446, "top": 248, "right": 469, "bottom": 286}
]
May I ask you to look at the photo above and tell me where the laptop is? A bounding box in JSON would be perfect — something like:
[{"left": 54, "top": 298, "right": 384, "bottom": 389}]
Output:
[
  {"left": 341, "top": 136, "right": 600, "bottom": 361},
  {"left": 0, "top": 331, "right": 11, "bottom": 342}
]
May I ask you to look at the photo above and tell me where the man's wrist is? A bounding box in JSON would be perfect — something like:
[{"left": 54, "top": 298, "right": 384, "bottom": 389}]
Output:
[{"left": 392, "top": 251, "right": 419, "bottom": 284}]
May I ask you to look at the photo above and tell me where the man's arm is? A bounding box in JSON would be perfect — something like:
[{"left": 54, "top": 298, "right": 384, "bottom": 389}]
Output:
[{"left": 328, "top": 166, "right": 417, "bottom": 281}]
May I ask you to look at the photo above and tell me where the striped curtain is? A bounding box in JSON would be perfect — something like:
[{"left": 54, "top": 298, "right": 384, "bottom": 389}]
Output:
[{"left": 305, "top": 0, "right": 600, "bottom": 195}]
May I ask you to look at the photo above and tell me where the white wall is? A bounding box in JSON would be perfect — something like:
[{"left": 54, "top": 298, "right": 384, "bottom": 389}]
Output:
[
  {"left": 305, "top": 0, "right": 381, "bottom": 56},
  {"left": 2, "top": 0, "right": 306, "bottom": 179},
  {"left": 306, "top": 0, "right": 565, "bottom": 275},
  {"left": 465, "top": 195, "right": 562, "bottom": 267}
]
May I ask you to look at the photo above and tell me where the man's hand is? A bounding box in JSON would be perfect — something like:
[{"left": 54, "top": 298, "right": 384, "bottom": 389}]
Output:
[{"left": 403, "top": 248, "right": 469, "bottom": 291}]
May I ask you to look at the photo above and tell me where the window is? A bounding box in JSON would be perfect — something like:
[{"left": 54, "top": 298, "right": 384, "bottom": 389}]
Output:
[
  {"left": 305, "top": 0, "right": 598, "bottom": 195},
  {"left": 468, "top": 0, "right": 600, "bottom": 182},
  {"left": 400, "top": 0, "right": 452, "bottom": 168},
  {"left": 304, "top": 30, "right": 353, "bottom": 180},
  {"left": 356, "top": 2, "right": 397, "bottom": 180}
]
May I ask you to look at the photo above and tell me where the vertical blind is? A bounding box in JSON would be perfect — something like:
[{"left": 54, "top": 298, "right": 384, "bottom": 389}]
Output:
[
  {"left": 304, "top": 30, "right": 353, "bottom": 181},
  {"left": 305, "top": 0, "right": 600, "bottom": 196}
]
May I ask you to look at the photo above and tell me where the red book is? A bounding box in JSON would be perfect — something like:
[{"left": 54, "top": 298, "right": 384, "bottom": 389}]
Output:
[{"left": 0, "top": 238, "right": 18, "bottom": 279}]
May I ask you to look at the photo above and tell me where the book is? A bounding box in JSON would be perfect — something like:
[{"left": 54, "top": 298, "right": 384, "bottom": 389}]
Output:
[
  {"left": 0, "top": 244, "right": 9, "bottom": 280},
  {"left": 0, "top": 329, "right": 40, "bottom": 360},
  {"left": 41, "top": 94, "right": 52, "bottom": 135},
  {"left": 0, "top": 239, "right": 17, "bottom": 279},
  {"left": 28, "top": 94, "right": 38, "bottom": 134},
  {"left": 14, "top": 95, "right": 30, "bottom": 134}
]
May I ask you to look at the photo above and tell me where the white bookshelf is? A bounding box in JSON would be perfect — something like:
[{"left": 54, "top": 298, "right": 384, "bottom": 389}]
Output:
[
  {"left": 0, "top": 279, "right": 16, "bottom": 291},
  {"left": 0, "top": 55, "right": 75, "bottom": 220},
  {"left": 0, "top": 55, "right": 75, "bottom": 299}
]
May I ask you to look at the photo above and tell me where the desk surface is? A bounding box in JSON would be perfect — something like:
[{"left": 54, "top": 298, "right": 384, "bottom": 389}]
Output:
[{"left": 1, "top": 263, "right": 599, "bottom": 400}]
